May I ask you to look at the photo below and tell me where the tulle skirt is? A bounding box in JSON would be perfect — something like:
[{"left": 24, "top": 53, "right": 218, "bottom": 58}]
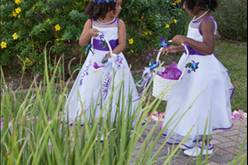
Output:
[{"left": 162, "top": 53, "right": 234, "bottom": 148}]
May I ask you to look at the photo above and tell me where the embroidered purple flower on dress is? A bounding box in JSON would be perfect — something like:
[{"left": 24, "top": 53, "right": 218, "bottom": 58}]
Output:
[
  {"left": 93, "top": 62, "right": 104, "bottom": 69},
  {"left": 102, "top": 75, "right": 112, "bottom": 100},
  {"left": 115, "top": 56, "right": 123, "bottom": 69},
  {"left": 79, "top": 62, "right": 91, "bottom": 86}
]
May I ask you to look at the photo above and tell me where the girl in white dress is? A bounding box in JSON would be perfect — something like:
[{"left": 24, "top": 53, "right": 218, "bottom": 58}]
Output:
[
  {"left": 64, "top": 0, "right": 139, "bottom": 124},
  {"left": 161, "top": 0, "right": 234, "bottom": 157}
]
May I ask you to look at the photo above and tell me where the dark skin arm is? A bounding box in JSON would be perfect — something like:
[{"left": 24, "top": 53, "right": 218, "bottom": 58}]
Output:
[
  {"left": 163, "top": 18, "right": 215, "bottom": 55},
  {"left": 162, "top": 45, "right": 185, "bottom": 54}
]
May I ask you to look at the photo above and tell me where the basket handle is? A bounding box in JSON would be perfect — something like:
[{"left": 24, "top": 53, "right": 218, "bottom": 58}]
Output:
[
  {"left": 156, "top": 47, "right": 164, "bottom": 63},
  {"left": 98, "top": 32, "right": 116, "bottom": 57},
  {"left": 182, "top": 44, "right": 189, "bottom": 56}
]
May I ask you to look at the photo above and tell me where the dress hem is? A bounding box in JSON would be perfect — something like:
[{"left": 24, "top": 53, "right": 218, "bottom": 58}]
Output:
[{"left": 162, "top": 124, "right": 233, "bottom": 149}]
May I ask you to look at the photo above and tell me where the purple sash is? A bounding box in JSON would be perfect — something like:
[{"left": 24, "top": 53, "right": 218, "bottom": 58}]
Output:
[
  {"left": 186, "top": 45, "right": 206, "bottom": 56},
  {"left": 93, "top": 39, "right": 119, "bottom": 51}
]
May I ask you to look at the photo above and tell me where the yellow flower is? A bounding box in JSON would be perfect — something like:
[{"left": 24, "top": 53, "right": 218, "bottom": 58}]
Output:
[
  {"left": 165, "top": 24, "right": 170, "bottom": 29},
  {"left": 46, "top": 18, "right": 51, "bottom": 23},
  {"left": 15, "top": 7, "right": 22, "bottom": 14},
  {"left": 143, "top": 31, "right": 152, "bottom": 36},
  {"left": 12, "top": 33, "right": 19, "bottom": 40},
  {"left": 175, "top": 0, "right": 181, "bottom": 4},
  {"left": 1, "top": 41, "right": 7, "bottom": 49},
  {"left": 15, "top": 0, "right": 22, "bottom": 4},
  {"left": 24, "top": 58, "right": 33, "bottom": 67},
  {"left": 128, "top": 38, "right": 134, "bottom": 45},
  {"left": 54, "top": 24, "right": 62, "bottom": 31},
  {"left": 173, "top": 19, "right": 178, "bottom": 24},
  {"left": 12, "top": 11, "right": 17, "bottom": 17},
  {"left": 143, "top": 31, "right": 149, "bottom": 36}
]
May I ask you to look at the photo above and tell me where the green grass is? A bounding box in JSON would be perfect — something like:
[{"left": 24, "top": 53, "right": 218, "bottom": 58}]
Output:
[
  {"left": 215, "top": 40, "right": 247, "bottom": 111},
  {"left": 1, "top": 42, "right": 247, "bottom": 164}
]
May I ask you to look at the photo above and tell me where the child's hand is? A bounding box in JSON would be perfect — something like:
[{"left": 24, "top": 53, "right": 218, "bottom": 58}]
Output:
[
  {"left": 172, "top": 35, "right": 187, "bottom": 45},
  {"left": 162, "top": 45, "right": 181, "bottom": 54},
  {"left": 88, "top": 28, "right": 99, "bottom": 37}
]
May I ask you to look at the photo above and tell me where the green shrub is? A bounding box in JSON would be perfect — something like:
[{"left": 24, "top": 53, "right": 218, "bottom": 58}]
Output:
[
  {"left": 122, "top": 0, "right": 187, "bottom": 56},
  {"left": 215, "top": 0, "right": 247, "bottom": 41},
  {"left": 0, "top": 0, "right": 88, "bottom": 73},
  {"left": 0, "top": 0, "right": 185, "bottom": 74}
]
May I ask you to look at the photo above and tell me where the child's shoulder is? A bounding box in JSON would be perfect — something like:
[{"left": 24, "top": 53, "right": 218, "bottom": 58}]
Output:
[
  {"left": 117, "top": 18, "right": 125, "bottom": 23},
  {"left": 199, "top": 15, "right": 218, "bottom": 34},
  {"left": 117, "top": 18, "right": 126, "bottom": 27},
  {"left": 200, "top": 15, "right": 217, "bottom": 28},
  {"left": 84, "top": 19, "right": 93, "bottom": 26},
  {"left": 201, "top": 15, "right": 216, "bottom": 24}
]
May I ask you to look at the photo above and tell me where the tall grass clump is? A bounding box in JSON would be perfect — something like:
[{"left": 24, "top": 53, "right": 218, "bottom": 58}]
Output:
[
  {"left": 0, "top": 46, "right": 181, "bottom": 165},
  {"left": 1, "top": 47, "right": 247, "bottom": 164}
]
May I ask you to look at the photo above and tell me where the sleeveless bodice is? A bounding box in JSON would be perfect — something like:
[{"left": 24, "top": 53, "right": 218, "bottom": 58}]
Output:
[
  {"left": 92, "top": 18, "right": 119, "bottom": 51},
  {"left": 186, "top": 16, "right": 217, "bottom": 55}
]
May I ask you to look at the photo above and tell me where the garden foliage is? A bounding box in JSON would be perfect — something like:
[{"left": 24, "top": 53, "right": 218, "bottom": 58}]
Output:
[{"left": 0, "top": 0, "right": 185, "bottom": 72}]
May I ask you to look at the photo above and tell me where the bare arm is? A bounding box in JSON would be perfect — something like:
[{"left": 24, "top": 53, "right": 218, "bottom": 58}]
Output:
[
  {"left": 172, "top": 19, "right": 215, "bottom": 54},
  {"left": 112, "top": 19, "right": 126, "bottom": 54},
  {"left": 79, "top": 19, "right": 99, "bottom": 47},
  {"left": 184, "top": 19, "right": 215, "bottom": 54},
  {"left": 162, "top": 45, "right": 185, "bottom": 54}
]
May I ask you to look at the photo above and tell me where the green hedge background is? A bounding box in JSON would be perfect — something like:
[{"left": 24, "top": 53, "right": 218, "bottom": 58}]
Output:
[
  {"left": 215, "top": 0, "right": 247, "bottom": 41},
  {"left": 0, "top": 0, "right": 247, "bottom": 74},
  {"left": 0, "top": 0, "right": 184, "bottom": 73}
]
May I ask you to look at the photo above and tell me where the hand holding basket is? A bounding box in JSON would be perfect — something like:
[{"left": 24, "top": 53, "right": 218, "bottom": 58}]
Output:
[{"left": 152, "top": 43, "right": 189, "bottom": 100}]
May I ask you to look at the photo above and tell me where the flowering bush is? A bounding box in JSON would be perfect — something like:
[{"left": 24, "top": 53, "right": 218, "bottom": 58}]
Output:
[
  {"left": 0, "top": 0, "right": 185, "bottom": 73},
  {"left": 122, "top": 0, "right": 187, "bottom": 56},
  {"left": 0, "top": 0, "right": 88, "bottom": 72}
]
